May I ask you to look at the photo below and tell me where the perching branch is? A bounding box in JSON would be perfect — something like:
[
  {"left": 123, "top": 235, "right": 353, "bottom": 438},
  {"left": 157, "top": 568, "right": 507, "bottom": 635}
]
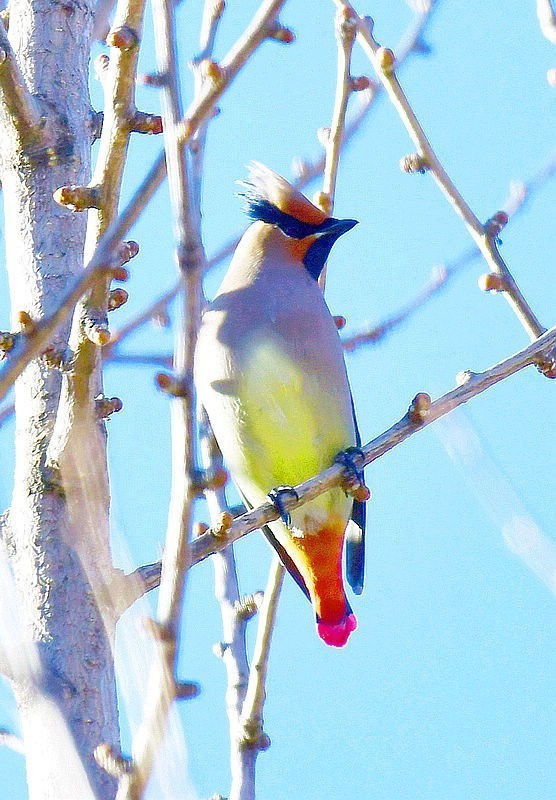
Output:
[
  {"left": 190, "top": 324, "right": 556, "bottom": 564},
  {"left": 128, "top": 324, "right": 556, "bottom": 595}
]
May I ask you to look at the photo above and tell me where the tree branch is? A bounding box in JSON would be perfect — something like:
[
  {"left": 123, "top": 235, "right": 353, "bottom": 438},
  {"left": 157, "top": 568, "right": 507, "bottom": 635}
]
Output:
[
  {"left": 108, "top": 0, "right": 438, "bottom": 350},
  {"left": 537, "top": 0, "right": 556, "bottom": 42},
  {"left": 237, "top": 556, "right": 284, "bottom": 754},
  {"left": 190, "top": 324, "right": 556, "bottom": 564},
  {"left": 343, "top": 152, "right": 556, "bottom": 350},
  {"left": 0, "top": 0, "right": 289, "bottom": 403},
  {"left": 335, "top": 0, "right": 548, "bottom": 347},
  {"left": 126, "top": 324, "right": 556, "bottom": 594},
  {"left": 114, "top": 0, "right": 199, "bottom": 791},
  {"left": 0, "top": 19, "right": 46, "bottom": 154}
]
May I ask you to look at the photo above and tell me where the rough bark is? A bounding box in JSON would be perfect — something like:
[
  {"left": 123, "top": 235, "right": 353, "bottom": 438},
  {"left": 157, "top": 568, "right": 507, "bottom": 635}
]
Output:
[{"left": 1, "top": 0, "right": 119, "bottom": 797}]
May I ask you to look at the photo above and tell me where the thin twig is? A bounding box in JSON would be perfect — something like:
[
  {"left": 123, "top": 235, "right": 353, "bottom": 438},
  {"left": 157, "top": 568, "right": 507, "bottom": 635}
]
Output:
[
  {"left": 0, "top": 728, "right": 24, "bottom": 755},
  {"left": 115, "top": 0, "right": 199, "bottom": 791},
  {"left": 335, "top": 0, "right": 547, "bottom": 345},
  {"left": 108, "top": 1, "right": 437, "bottom": 349},
  {"left": 537, "top": 0, "right": 556, "bottom": 42},
  {"left": 237, "top": 556, "right": 284, "bottom": 753},
  {"left": 343, "top": 153, "right": 556, "bottom": 350},
  {"left": 317, "top": 6, "right": 359, "bottom": 216},
  {"left": 0, "top": 0, "right": 288, "bottom": 402}
]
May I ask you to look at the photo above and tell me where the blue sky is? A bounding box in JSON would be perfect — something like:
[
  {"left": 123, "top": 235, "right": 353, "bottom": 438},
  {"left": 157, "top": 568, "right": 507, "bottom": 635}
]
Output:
[{"left": 1, "top": 0, "right": 555, "bottom": 798}]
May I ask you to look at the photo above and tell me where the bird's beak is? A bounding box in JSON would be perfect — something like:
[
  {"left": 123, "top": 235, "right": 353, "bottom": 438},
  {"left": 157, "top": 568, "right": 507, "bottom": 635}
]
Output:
[{"left": 319, "top": 217, "right": 359, "bottom": 238}]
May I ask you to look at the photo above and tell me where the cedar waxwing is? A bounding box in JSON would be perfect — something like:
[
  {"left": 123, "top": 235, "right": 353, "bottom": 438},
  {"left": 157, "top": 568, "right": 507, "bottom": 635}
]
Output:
[{"left": 195, "top": 163, "right": 366, "bottom": 647}]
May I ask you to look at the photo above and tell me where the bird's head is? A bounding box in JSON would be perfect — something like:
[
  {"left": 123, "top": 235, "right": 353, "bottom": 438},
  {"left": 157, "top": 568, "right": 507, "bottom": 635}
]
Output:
[{"left": 238, "top": 162, "right": 358, "bottom": 281}]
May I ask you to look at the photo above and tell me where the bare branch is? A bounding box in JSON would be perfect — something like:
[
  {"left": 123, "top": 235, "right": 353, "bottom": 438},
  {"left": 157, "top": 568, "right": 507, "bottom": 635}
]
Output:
[
  {"left": 0, "top": 0, "right": 289, "bottom": 402},
  {"left": 334, "top": 1, "right": 547, "bottom": 344},
  {"left": 115, "top": 0, "right": 199, "bottom": 788},
  {"left": 0, "top": 728, "right": 24, "bottom": 755},
  {"left": 343, "top": 153, "right": 556, "bottom": 350},
  {"left": 316, "top": 5, "right": 359, "bottom": 216},
  {"left": 537, "top": 0, "right": 556, "bottom": 42},
  {"left": 0, "top": 20, "right": 46, "bottom": 154},
  {"left": 237, "top": 556, "right": 284, "bottom": 754},
  {"left": 108, "top": 0, "right": 438, "bottom": 349}
]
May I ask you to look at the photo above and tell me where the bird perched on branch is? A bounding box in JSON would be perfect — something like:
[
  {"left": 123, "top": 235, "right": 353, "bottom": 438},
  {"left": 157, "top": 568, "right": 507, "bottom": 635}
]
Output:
[{"left": 195, "top": 163, "right": 367, "bottom": 647}]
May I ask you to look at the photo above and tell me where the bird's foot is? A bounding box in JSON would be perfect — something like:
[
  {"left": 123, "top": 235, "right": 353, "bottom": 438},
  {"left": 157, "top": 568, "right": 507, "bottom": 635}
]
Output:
[
  {"left": 334, "top": 447, "right": 371, "bottom": 503},
  {"left": 267, "top": 485, "right": 299, "bottom": 527}
]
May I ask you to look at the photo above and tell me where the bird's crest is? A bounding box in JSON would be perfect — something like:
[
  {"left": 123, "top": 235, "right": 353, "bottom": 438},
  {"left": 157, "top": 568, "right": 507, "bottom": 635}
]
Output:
[{"left": 239, "top": 162, "right": 329, "bottom": 234}]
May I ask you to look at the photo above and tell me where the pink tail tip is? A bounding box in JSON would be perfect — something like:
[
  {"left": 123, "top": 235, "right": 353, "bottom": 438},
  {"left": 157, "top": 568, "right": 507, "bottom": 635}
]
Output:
[{"left": 317, "top": 613, "right": 357, "bottom": 647}]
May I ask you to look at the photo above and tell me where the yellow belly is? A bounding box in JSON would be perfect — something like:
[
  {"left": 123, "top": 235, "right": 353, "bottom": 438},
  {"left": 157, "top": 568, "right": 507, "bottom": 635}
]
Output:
[{"left": 204, "top": 337, "right": 354, "bottom": 534}]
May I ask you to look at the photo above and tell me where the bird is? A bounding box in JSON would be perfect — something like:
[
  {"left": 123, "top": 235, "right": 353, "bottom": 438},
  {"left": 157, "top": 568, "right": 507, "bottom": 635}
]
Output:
[{"left": 195, "top": 163, "right": 366, "bottom": 647}]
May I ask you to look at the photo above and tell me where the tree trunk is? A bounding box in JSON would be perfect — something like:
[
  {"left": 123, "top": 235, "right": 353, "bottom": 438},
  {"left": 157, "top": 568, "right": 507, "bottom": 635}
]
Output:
[{"left": 1, "top": 0, "right": 119, "bottom": 797}]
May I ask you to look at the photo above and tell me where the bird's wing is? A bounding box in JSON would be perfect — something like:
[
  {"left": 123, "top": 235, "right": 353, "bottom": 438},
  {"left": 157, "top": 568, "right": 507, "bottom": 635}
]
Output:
[
  {"left": 236, "top": 489, "right": 311, "bottom": 603},
  {"left": 346, "top": 393, "right": 366, "bottom": 595}
]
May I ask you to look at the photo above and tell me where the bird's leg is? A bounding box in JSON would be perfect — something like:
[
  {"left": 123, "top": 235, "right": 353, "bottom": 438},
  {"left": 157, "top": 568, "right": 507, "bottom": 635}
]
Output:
[
  {"left": 334, "top": 447, "right": 371, "bottom": 502},
  {"left": 267, "top": 485, "right": 299, "bottom": 528}
]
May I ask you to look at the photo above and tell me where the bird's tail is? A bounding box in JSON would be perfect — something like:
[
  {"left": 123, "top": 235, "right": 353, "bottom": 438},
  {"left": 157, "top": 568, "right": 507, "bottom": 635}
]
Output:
[{"left": 293, "top": 523, "right": 358, "bottom": 648}]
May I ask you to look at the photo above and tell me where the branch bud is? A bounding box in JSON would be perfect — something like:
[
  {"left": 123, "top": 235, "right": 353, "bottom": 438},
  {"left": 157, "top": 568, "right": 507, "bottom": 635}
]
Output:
[
  {"left": 484, "top": 210, "right": 509, "bottom": 238},
  {"left": 234, "top": 592, "right": 264, "bottom": 621},
  {"left": 155, "top": 371, "right": 189, "bottom": 397},
  {"left": 175, "top": 681, "right": 201, "bottom": 700},
  {"left": 455, "top": 370, "right": 475, "bottom": 386},
  {"left": 18, "top": 311, "right": 36, "bottom": 336},
  {"left": 106, "top": 25, "right": 139, "bottom": 50},
  {"left": 408, "top": 392, "right": 431, "bottom": 423},
  {"left": 478, "top": 272, "right": 508, "bottom": 293},
  {"left": 351, "top": 75, "right": 371, "bottom": 92},
  {"left": 111, "top": 265, "right": 129, "bottom": 282},
  {"left": 137, "top": 71, "right": 168, "bottom": 87},
  {"left": 107, "top": 288, "right": 129, "bottom": 311},
  {"left": 54, "top": 184, "right": 101, "bottom": 212},
  {"left": 194, "top": 521, "right": 210, "bottom": 537},
  {"left": 94, "top": 54, "right": 110, "bottom": 82},
  {"left": 377, "top": 47, "right": 395, "bottom": 75},
  {"left": 83, "top": 312, "right": 111, "bottom": 346},
  {"left": 199, "top": 59, "right": 224, "bottom": 84},
  {"left": 117, "top": 240, "right": 140, "bottom": 265},
  {"left": 131, "top": 111, "right": 163, "bottom": 135},
  {"left": 400, "top": 153, "right": 429, "bottom": 174},
  {"left": 212, "top": 511, "right": 233, "bottom": 538},
  {"left": 333, "top": 315, "right": 346, "bottom": 330},
  {"left": 313, "top": 191, "right": 332, "bottom": 216},
  {"left": 0, "top": 331, "right": 16, "bottom": 352},
  {"left": 95, "top": 395, "right": 123, "bottom": 418},
  {"left": 317, "top": 127, "right": 330, "bottom": 146},
  {"left": 266, "top": 21, "right": 295, "bottom": 43},
  {"left": 94, "top": 744, "right": 133, "bottom": 778}
]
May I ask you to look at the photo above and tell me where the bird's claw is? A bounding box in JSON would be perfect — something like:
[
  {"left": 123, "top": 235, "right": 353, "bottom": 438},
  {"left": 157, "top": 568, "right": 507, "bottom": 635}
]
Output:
[
  {"left": 334, "top": 447, "right": 371, "bottom": 503},
  {"left": 267, "top": 485, "right": 299, "bottom": 527}
]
